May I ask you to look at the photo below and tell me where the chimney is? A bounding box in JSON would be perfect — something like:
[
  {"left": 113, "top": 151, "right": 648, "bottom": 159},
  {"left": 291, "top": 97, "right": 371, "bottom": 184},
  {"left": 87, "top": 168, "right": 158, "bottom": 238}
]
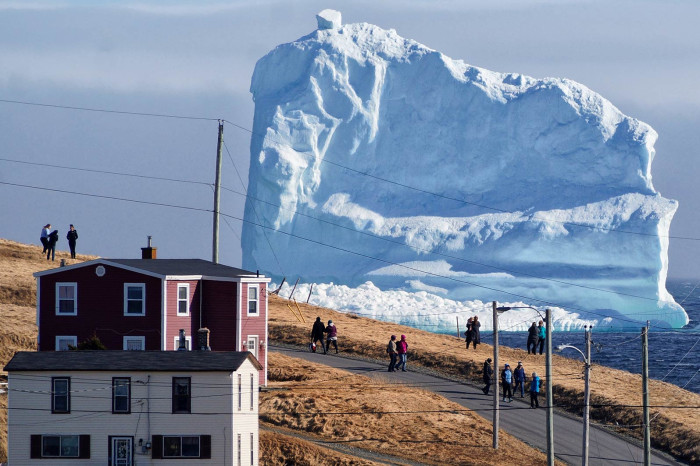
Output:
[
  {"left": 197, "top": 328, "right": 211, "bottom": 351},
  {"left": 141, "top": 235, "right": 157, "bottom": 259},
  {"left": 60, "top": 259, "right": 66, "bottom": 267},
  {"left": 177, "top": 329, "right": 187, "bottom": 351}
]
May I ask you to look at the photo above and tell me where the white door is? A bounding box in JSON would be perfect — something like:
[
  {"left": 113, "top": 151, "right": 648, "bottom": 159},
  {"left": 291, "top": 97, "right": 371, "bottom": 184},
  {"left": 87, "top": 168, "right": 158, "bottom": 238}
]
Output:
[{"left": 111, "top": 437, "right": 132, "bottom": 466}]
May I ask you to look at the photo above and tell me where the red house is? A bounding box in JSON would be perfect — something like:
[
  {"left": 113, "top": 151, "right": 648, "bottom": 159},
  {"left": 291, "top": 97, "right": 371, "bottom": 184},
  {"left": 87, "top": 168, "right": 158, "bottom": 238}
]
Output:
[{"left": 33, "top": 256, "right": 271, "bottom": 385}]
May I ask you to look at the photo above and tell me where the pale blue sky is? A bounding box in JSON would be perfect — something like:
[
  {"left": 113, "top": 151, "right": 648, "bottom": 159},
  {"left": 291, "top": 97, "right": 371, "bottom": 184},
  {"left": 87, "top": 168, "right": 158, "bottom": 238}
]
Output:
[{"left": 1, "top": 0, "right": 699, "bottom": 278}]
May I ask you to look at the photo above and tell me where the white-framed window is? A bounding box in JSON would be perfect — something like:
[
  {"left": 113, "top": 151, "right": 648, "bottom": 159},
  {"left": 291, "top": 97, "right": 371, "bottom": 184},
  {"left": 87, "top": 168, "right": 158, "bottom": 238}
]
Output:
[
  {"left": 123, "top": 336, "right": 145, "bottom": 351},
  {"left": 51, "top": 377, "right": 70, "bottom": 413},
  {"left": 246, "top": 335, "right": 259, "bottom": 360},
  {"left": 55, "top": 336, "right": 77, "bottom": 351},
  {"left": 247, "top": 285, "right": 258, "bottom": 315},
  {"left": 250, "top": 373, "right": 255, "bottom": 411},
  {"left": 112, "top": 377, "right": 131, "bottom": 414},
  {"left": 237, "top": 434, "right": 241, "bottom": 466},
  {"left": 163, "top": 436, "right": 199, "bottom": 457},
  {"left": 55, "top": 283, "right": 77, "bottom": 315},
  {"left": 250, "top": 432, "right": 254, "bottom": 466},
  {"left": 124, "top": 283, "right": 146, "bottom": 316},
  {"left": 237, "top": 374, "right": 242, "bottom": 411},
  {"left": 173, "top": 336, "right": 191, "bottom": 351},
  {"left": 40, "top": 434, "right": 80, "bottom": 457},
  {"left": 177, "top": 283, "right": 190, "bottom": 315}
]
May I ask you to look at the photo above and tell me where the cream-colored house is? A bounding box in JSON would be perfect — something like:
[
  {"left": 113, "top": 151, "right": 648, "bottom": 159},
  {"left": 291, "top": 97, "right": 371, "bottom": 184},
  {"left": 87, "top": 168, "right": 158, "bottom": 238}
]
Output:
[{"left": 4, "top": 350, "right": 261, "bottom": 466}]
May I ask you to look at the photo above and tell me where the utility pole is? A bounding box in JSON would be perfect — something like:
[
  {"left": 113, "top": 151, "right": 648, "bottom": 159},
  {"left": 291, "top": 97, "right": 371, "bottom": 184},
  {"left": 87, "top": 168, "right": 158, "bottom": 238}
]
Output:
[
  {"left": 582, "top": 325, "right": 592, "bottom": 466},
  {"left": 212, "top": 120, "right": 224, "bottom": 263},
  {"left": 642, "top": 323, "right": 650, "bottom": 466},
  {"left": 492, "top": 301, "right": 499, "bottom": 449},
  {"left": 546, "top": 308, "right": 554, "bottom": 466}
]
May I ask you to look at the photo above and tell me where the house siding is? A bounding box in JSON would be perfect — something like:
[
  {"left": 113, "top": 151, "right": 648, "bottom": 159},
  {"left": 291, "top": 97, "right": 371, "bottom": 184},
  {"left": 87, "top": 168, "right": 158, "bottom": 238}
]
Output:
[
  {"left": 38, "top": 264, "right": 162, "bottom": 351},
  {"left": 165, "top": 280, "right": 201, "bottom": 350},
  {"left": 240, "top": 282, "right": 268, "bottom": 386},
  {"left": 200, "top": 280, "right": 238, "bottom": 352},
  {"left": 7, "top": 362, "right": 259, "bottom": 465}
]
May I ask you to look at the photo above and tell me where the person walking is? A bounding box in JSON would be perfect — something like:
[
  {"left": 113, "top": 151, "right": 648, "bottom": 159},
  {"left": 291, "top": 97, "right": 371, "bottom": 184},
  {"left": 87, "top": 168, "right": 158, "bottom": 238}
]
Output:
[
  {"left": 513, "top": 361, "right": 526, "bottom": 398},
  {"left": 465, "top": 317, "right": 474, "bottom": 349},
  {"left": 482, "top": 358, "right": 493, "bottom": 395},
  {"left": 46, "top": 229, "right": 59, "bottom": 261},
  {"left": 501, "top": 363, "right": 513, "bottom": 402},
  {"left": 66, "top": 224, "right": 78, "bottom": 259},
  {"left": 470, "top": 316, "right": 481, "bottom": 349},
  {"left": 387, "top": 335, "right": 398, "bottom": 372},
  {"left": 325, "top": 320, "right": 338, "bottom": 354},
  {"left": 527, "top": 322, "right": 538, "bottom": 354},
  {"left": 311, "top": 316, "right": 327, "bottom": 354},
  {"left": 396, "top": 334, "right": 408, "bottom": 371},
  {"left": 40, "top": 224, "right": 51, "bottom": 253},
  {"left": 536, "top": 320, "right": 546, "bottom": 355},
  {"left": 529, "top": 372, "right": 541, "bottom": 408}
]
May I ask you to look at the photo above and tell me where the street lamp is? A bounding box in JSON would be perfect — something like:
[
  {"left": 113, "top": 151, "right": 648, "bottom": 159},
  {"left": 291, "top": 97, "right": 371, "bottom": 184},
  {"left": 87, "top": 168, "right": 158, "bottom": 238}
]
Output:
[
  {"left": 491, "top": 302, "right": 508, "bottom": 449},
  {"left": 497, "top": 305, "right": 554, "bottom": 466},
  {"left": 556, "top": 325, "right": 592, "bottom": 466}
]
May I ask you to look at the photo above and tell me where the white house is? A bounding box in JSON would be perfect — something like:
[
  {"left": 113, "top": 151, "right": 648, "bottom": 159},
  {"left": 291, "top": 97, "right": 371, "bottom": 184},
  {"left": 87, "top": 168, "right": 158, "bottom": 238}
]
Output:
[{"left": 4, "top": 350, "right": 261, "bottom": 466}]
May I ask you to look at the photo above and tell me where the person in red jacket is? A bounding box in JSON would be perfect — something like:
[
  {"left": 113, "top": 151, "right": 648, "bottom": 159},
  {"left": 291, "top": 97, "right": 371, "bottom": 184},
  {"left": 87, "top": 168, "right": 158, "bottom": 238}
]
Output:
[
  {"left": 396, "top": 334, "right": 409, "bottom": 371},
  {"left": 325, "top": 320, "right": 338, "bottom": 354}
]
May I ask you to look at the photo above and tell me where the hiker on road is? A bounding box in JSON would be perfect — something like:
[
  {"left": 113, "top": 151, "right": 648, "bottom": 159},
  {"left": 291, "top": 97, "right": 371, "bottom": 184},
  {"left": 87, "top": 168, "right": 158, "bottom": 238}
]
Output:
[
  {"left": 527, "top": 322, "right": 538, "bottom": 354},
  {"left": 530, "top": 372, "right": 541, "bottom": 408},
  {"left": 311, "top": 316, "right": 326, "bottom": 354},
  {"left": 501, "top": 363, "right": 513, "bottom": 402},
  {"left": 482, "top": 358, "right": 493, "bottom": 395},
  {"left": 513, "top": 361, "right": 526, "bottom": 398},
  {"left": 66, "top": 224, "right": 78, "bottom": 259},
  {"left": 325, "top": 320, "right": 338, "bottom": 354},
  {"left": 396, "top": 334, "right": 408, "bottom": 371},
  {"left": 536, "top": 320, "right": 546, "bottom": 355},
  {"left": 387, "top": 335, "right": 398, "bottom": 372}
]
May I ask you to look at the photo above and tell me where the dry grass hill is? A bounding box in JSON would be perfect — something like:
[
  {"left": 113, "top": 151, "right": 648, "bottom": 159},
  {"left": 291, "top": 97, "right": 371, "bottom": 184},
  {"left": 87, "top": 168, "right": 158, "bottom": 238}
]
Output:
[{"left": 0, "top": 238, "right": 698, "bottom": 464}]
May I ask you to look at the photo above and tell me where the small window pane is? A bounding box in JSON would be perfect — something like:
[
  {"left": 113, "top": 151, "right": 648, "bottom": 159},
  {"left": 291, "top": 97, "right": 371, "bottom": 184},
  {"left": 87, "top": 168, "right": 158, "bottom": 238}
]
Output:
[
  {"left": 182, "top": 436, "right": 199, "bottom": 457},
  {"left": 61, "top": 436, "right": 79, "bottom": 457},
  {"left": 163, "top": 437, "right": 181, "bottom": 457},
  {"left": 127, "top": 287, "right": 143, "bottom": 299},
  {"left": 178, "top": 286, "right": 188, "bottom": 299},
  {"left": 42, "top": 436, "right": 60, "bottom": 456},
  {"left": 127, "top": 301, "right": 142, "bottom": 314},
  {"left": 172, "top": 378, "right": 191, "bottom": 413},
  {"left": 59, "top": 286, "right": 74, "bottom": 299},
  {"left": 178, "top": 301, "right": 187, "bottom": 314}
]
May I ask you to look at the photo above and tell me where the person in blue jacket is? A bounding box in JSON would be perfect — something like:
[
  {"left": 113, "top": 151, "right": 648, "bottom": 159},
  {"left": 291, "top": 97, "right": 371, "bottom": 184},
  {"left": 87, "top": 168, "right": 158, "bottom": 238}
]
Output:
[
  {"left": 513, "top": 361, "right": 526, "bottom": 397},
  {"left": 536, "top": 320, "right": 546, "bottom": 355},
  {"left": 530, "top": 372, "right": 541, "bottom": 408}
]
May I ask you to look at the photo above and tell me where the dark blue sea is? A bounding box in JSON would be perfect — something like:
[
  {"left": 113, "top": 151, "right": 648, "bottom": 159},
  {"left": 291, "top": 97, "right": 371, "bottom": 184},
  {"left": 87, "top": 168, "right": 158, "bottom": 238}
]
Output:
[{"left": 489, "top": 279, "right": 700, "bottom": 394}]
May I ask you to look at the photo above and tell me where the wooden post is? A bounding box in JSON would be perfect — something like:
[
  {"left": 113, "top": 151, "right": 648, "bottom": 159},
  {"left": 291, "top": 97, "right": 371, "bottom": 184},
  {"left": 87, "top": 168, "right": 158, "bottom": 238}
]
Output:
[
  {"left": 306, "top": 284, "right": 314, "bottom": 303},
  {"left": 642, "top": 324, "right": 650, "bottom": 466},
  {"left": 288, "top": 278, "right": 300, "bottom": 300},
  {"left": 492, "top": 301, "right": 499, "bottom": 449},
  {"left": 211, "top": 121, "right": 224, "bottom": 263}
]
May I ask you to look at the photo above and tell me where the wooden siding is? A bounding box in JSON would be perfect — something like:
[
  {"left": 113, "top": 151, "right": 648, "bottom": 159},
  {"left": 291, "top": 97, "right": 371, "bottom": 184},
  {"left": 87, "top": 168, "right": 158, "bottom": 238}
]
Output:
[
  {"left": 200, "top": 280, "right": 238, "bottom": 351},
  {"left": 240, "top": 282, "right": 268, "bottom": 386},
  {"left": 165, "top": 279, "right": 201, "bottom": 350},
  {"left": 38, "top": 264, "right": 162, "bottom": 351},
  {"left": 7, "top": 362, "right": 260, "bottom": 465}
]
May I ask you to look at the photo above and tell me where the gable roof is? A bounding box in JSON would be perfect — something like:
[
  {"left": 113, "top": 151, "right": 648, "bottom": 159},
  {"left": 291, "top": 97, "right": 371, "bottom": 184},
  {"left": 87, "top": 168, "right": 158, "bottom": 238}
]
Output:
[
  {"left": 33, "top": 258, "right": 269, "bottom": 281},
  {"left": 3, "top": 350, "right": 263, "bottom": 372}
]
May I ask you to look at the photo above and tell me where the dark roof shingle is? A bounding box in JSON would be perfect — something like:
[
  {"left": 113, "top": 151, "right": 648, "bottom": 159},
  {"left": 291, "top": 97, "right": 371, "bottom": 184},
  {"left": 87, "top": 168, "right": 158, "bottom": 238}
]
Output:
[{"left": 107, "top": 259, "right": 261, "bottom": 278}]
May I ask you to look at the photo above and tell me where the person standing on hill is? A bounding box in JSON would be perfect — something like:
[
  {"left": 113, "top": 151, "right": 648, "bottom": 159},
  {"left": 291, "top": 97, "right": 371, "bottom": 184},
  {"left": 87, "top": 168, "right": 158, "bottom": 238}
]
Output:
[
  {"left": 530, "top": 372, "right": 541, "bottom": 408},
  {"left": 310, "top": 316, "right": 326, "bottom": 354},
  {"left": 470, "top": 316, "right": 481, "bottom": 349},
  {"left": 66, "top": 224, "right": 78, "bottom": 259},
  {"left": 396, "top": 334, "right": 408, "bottom": 371},
  {"left": 46, "top": 229, "right": 59, "bottom": 261},
  {"left": 527, "top": 322, "right": 538, "bottom": 354},
  {"left": 482, "top": 358, "right": 493, "bottom": 395},
  {"left": 387, "top": 335, "right": 398, "bottom": 372},
  {"left": 40, "top": 224, "right": 51, "bottom": 253},
  {"left": 536, "top": 320, "right": 546, "bottom": 355},
  {"left": 513, "top": 361, "right": 526, "bottom": 398},
  {"left": 501, "top": 363, "right": 513, "bottom": 402},
  {"left": 465, "top": 317, "right": 474, "bottom": 349},
  {"left": 325, "top": 319, "right": 338, "bottom": 354}
]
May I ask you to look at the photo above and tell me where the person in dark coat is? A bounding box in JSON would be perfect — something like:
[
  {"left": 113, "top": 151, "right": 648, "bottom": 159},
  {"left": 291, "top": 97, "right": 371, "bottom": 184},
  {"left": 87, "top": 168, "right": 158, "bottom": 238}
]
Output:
[
  {"left": 387, "top": 335, "right": 398, "bottom": 372},
  {"left": 46, "top": 229, "right": 59, "bottom": 261},
  {"left": 325, "top": 320, "right": 338, "bottom": 354},
  {"left": 527, "top": 322, "right": 538, "bottom": 354},
  {"left": 66, "top": 224, "right": 78, "bottom": 259},
  {"left": 40, "top": 224, "right": 51, "bottom": 253},
  {"left": 470, "top": 316, "right": 481, "bottom": 349},
  {"left": 513, "top": 361, "right": 526, "bottom": 397},
  {"left": 310, "top": 316, "right": 326, "bottom": 354},
  {"left": 482, "top": 358, "right": 493, "bottom": 395},
  {"left": 465, "top": 317, "right": 474, "bottom": 349}
]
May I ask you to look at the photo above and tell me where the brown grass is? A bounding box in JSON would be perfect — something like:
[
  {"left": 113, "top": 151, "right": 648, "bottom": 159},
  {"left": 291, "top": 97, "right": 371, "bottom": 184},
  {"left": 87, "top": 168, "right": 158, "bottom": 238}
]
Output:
[
  {"left": 262, "top": 352, "right": 553, "bottom": 465},
  {"left": 268, "top": 294, "right": 700, "bottom": 463},
  {"left": 260, "top": 430, "right": 382, "bottom": 465}
]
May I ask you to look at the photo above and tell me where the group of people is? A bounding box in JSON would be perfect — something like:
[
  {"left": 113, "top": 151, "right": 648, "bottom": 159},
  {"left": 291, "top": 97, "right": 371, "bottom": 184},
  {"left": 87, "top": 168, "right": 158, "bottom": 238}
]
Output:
[
  {"left": 526, "top": 320, "right": 547, "bottom": 355},
  {"left": 40, "top": 223, "right": 79, "bottom": 261},
  {"left": 464, "top": 316, "right": 481, "bottom": 349},
  {"left": 482, "top": 358, "right": 541, "bottom": 408},
  {"left": 386, "top": 334, "right": 408, "bottom": 372},
  {"left": 310, "top": 317, "right": 339, "bottom": 354}
]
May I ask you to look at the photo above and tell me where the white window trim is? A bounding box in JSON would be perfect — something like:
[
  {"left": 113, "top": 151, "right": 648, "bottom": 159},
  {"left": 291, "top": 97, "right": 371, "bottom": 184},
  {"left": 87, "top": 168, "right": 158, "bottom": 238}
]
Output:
[
  {"left": 55, "top": 282, "right": 78, "bottom": 316},
  {"left": 123, "top": 283, "right": 146, "bottom": 316},
  {"left": 173, "top": 336, "right": 191, "bottom": 351},
  {"left": 177, "top": 283, "right": 190, "bottom": 316},
  {"left": 55, "top": 335, "right": 77, "bottom": 351},
  {"left": 246, "top": 335, "right": 259, "bottom": 360},
  {"left": 123, "top": 336, "right": 146, "bottom": 350},
  {"left": 247, "top": 284, "right": 259, "bottom": 316}
]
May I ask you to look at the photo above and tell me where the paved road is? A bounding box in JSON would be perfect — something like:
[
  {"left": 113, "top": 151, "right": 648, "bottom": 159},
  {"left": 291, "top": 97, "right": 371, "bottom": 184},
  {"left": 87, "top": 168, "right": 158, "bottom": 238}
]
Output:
[{"left": 272, "top": 345, "right": 682, "bottom": 466}]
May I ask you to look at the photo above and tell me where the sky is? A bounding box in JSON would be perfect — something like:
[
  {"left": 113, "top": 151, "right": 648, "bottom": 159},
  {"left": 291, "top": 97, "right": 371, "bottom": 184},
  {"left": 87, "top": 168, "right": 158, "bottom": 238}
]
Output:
[{"left": 1, "top": 0, "right": 699, "bottom": 279}]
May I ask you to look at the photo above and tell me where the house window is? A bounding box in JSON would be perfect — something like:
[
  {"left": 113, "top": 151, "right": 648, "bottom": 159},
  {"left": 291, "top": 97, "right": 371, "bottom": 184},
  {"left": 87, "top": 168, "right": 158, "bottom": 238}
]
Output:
[
  {"left": 237, "top": 434, "right": 242, "bottom": 466},
  {"left": 238, "top": 374, "right": 242, "bottom": 411},
  {"left": 163, "top": 436, "right": 200, "bottom": 458},
  {"left": 124, "top": 283, "right": 146, "bottom": 316},
  {"left": 55, "top": 336, "right": 77, "bottom": 351},
  {"left": 177, "top": 284, "right": 190, "bottom": 315},
  {"left": 172, "top": 377, "right": 191, "bottom": 414},
  {"left": 123, "top": 336, "right": 145, "bottom": 350},
  {"left": 173, "top": 336, "right": 191, "bottom": 351},
  {"left": 112, "top": 378, "right": 131, "bottom": 414},
  {"left": 55, "top": 283, "right": 77, "bottom": 315},
  {"left": 250, "top": 373, "right": 255, "bottom": 411},
  {"left": 247, "top": 285, "right": 258, "bottom": 315},
  {"left": 51, "top": 377, "right": 70, "bottom": 414},
  {"left": 30, "top": 434, "right": 89, "bottom": 459},
  {"left": 247, "top": 335, "right": 259, "bottom": 359},
  {"left": 250, "top": 433, "right": 254, "bottom": 466}
]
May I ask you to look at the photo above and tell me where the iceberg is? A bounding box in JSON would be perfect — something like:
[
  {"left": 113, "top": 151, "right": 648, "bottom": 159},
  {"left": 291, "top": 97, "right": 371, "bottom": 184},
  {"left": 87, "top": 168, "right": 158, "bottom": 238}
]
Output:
[{"left": 243, "top": 11, "right": 688, "bottom": 329}]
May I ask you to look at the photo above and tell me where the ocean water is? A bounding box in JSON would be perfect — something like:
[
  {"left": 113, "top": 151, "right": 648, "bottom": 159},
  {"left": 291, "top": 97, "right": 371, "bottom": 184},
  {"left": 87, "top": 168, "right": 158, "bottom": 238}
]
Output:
[{"left": 490, "top": 279, "right": 700, "bottom": 394}]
